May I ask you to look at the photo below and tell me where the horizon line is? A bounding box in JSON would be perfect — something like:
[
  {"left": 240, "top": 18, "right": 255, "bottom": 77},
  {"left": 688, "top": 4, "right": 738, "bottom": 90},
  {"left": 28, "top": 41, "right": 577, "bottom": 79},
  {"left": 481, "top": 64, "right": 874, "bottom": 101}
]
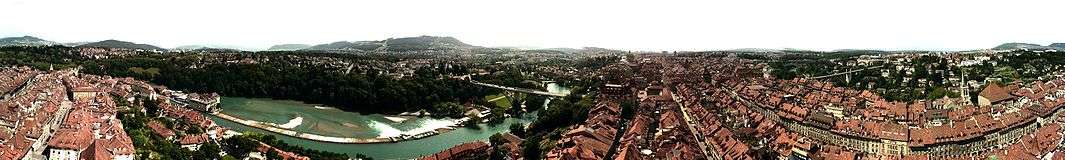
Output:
[{"left": 1, "top": 34, "right": 1056, "bottom": 52}]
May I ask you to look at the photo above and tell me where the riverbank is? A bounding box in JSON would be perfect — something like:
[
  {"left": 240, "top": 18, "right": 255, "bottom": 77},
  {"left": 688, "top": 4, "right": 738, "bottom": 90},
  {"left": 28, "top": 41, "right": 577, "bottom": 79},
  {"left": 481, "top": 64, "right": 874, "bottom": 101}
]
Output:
[{"left": 214, "top": 112, "right": 458, "bottom": 143}]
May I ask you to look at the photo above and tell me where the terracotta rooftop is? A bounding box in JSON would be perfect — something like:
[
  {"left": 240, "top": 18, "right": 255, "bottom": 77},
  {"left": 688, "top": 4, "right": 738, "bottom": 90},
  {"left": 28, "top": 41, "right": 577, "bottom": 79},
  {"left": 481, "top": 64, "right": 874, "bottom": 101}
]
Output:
[
  {"left": 147, "top": 121, "right": 175, "bottom": 138},
  {"left": 980, "top": 83, "right": 1015, "bottom": 104}
]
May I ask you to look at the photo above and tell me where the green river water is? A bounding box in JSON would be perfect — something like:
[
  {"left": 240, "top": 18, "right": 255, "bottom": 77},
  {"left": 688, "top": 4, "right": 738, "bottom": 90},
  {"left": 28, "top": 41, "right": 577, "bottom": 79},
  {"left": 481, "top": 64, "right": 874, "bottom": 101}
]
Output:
[{"left": 208, "top": 83, "right": 569, "bottom": 159}]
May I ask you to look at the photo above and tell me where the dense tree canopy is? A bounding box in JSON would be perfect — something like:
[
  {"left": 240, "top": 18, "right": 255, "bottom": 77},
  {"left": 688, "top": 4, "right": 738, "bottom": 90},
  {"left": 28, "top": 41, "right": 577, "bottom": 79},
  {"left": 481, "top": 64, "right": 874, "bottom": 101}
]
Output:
[{"left": 81, "top": 57, "right": 489, "bottom": 115}]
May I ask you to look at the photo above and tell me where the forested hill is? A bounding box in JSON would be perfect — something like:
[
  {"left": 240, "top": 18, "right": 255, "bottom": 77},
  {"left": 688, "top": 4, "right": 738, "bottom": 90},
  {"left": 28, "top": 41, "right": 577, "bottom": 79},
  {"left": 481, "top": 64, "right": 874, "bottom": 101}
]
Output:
[
  {"left": 267, "top": 44, "right": 311, "bottom": 51},
  {"left": 298, "top": 36, "right": 477, "bottom": 51},
  {"left": 383, "top": 36, "right": 475, "bottom": 51},
  {"left": 0, "top": 36, "right": 60, "bottom": 46},
  {"left": 78, "top": 40, "right": 166, "bottom": 51}
]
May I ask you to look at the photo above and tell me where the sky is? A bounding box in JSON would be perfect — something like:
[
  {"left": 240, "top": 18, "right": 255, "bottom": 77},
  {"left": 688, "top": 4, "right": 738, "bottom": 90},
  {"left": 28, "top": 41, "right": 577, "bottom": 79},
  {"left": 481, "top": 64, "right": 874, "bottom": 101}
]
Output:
[{"left": 2, "top": 0, "right": 1064, "bottom": 51}]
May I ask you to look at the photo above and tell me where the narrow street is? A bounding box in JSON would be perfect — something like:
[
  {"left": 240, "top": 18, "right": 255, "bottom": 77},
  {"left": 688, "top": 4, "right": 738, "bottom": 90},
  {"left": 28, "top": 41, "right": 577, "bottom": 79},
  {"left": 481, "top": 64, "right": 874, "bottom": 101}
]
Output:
[{"left": 670, "top": 86, "right": 719, "bottom": 160}]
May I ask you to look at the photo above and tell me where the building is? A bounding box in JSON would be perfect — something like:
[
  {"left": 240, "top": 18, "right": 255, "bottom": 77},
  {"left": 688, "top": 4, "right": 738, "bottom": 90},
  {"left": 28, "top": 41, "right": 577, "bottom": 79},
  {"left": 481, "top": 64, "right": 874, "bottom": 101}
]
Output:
[
  {"left": 147, "top": 121, "right": 175, "bottom": 140},
  {"left": 499, "top": 133, "right": 525, "bottom": 159},
  {"left": 179, "top": 134, "right": 210, "bottom": 151},
  {"left": 419, "top": 141, "right": 490, "bottom": 160},
  {"left": 70, "top": 86, "right": 99, "bottom": 102},
  {"left": 171, "top": 92, "right": 221, "bottom": 113},
  {"left": 130, "top": 82, "right": 157, "bottom": 100},
  {"left": 978, "top": 83, "right": 1015, "bottom": 106},
  {"left": 47, "top": 129, "right": 93, "bottom": 160},
  {"left": 247, "top": 142, "right": 311, "bottom": 160},
  {"left": 601, "top": 84, "right": 630, "bottom": 96}
]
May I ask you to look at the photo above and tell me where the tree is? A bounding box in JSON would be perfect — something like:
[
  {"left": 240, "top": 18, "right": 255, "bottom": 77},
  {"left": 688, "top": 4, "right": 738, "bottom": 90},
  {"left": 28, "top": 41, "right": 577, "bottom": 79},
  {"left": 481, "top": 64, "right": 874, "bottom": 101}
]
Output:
[
  {"left": 221, "top": 156, "right": 239, "bottom": 160},
  {"left": 129, "top": 131, "right": 151, "bottom": 151},
  {"left": 488, "top": 103, "right": 508, "bottom": 124},
  {"left": 509, "top": 123, "right": 526, "bottom": 137},
  {"left": 489, "top": 133, "right": 507, "bottom": 160},
  {"left": 142, "top": 97, "right": 161, "bottom": 117},
  {"left": 223, "top": 136, "right": 259, "bottom": 158},
  {"left": 431, "top": 102, "right": 466, "bottom": 118},
  {"left": 465, "top": 114, "right": 482, "bottom": 129},
  {"left": 521, "top": 135, "right": 543, "bottom": 160},
  {"left": 524, "top": 96, "right": 547, "bottom": 111},
  {"left": 187, "top": 125, "right": 204, "bottom": 134},
  {"left": 927, "top": 87, "right": 949, "bottom": 100},
  {"left": 621, "top": 99, "right": 636, "bottom": 119},
  {"left": 266, "top": 149, "right": 282, "bottom": 160},
  {"left": 355, "top": 154, "right": 375, "bottom": 160},
  {"left": 993, "top": 66, "right": 1020, "bottom": 83},
  {"left": 195, "top": 142, "right": 222, "bottom": 160}
]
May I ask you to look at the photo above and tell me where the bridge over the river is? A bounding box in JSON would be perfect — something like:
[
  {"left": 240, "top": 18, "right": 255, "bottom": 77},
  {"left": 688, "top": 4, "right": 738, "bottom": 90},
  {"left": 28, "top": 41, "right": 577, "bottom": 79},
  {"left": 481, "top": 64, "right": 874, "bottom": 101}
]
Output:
[
  {"left": 470, "top": 80, "right": 568, "bottom": 97},
  {"left": 807, "top": 65, "right": 884, "bottom": 83}
]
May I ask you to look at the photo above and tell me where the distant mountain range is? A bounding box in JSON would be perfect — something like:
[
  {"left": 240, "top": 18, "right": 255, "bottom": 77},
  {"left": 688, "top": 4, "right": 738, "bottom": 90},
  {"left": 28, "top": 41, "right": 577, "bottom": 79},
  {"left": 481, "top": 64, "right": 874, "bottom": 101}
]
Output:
[
  {"left": 174, "top": 45, "right": 216, "bottom": 50},
  {"left": 993, "top": 43, "right": 1065, "bottom": 50},
  {"left": 0, "top": 35, "right": 479, "bottom": 52},
  {"left": 174, "top": 44, "right": 257, "bottom": 51},
  {"left": 180, "top": 47, "right": 242, "bottom": 52},
  {"left": 383, "top": 36, "right": 476, "bottom": 51},
  {"left": 298, "top": 36, "right": 478, "bottom": 51},
  {"left": 305, "top": 41, "right": 381, "bottom": 51},
  {"left": 77, "top": 40, "right": 165, "bottom": 51},
  {"left": 267, "top": 44, "right": 311, "bottom": 51},
  {"left": 62, "top": 42, "right": 92, "bottom": 47},
  {"left": 0, "top": 36, "right": 59, "bottom": 46},
  {"left": 1049, "top": 43, "right": 1065, "bottom": 48}
]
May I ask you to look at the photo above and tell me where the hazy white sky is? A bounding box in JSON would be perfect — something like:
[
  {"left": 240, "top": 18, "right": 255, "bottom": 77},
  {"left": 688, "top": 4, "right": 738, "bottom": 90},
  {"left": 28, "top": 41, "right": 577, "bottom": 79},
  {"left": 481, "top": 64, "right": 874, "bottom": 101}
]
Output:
[{"left": 2, "top": 0, "right": 1064, "bottom": 51}]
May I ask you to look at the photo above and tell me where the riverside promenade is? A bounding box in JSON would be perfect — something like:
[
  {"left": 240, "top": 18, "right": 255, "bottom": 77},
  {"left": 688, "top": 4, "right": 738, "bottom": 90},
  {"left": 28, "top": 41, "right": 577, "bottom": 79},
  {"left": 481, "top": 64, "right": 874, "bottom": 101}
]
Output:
[{"left": 214, "top": 112, "right": 423, "bottom": 144}]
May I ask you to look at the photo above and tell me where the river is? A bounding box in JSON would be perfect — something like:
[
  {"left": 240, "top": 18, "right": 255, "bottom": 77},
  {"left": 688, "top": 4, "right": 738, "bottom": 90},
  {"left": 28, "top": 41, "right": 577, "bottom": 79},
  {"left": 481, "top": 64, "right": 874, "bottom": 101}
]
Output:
[{"left": 208, "top": 83, "right": 570, "bottom": 159}]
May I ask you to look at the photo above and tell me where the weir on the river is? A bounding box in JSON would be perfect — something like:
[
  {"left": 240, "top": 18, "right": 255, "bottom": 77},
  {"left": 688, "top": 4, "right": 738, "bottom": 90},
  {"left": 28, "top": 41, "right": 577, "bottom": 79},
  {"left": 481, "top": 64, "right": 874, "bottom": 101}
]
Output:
[{"left": 213, "top": 111, "right": 465, "bottom": 143}]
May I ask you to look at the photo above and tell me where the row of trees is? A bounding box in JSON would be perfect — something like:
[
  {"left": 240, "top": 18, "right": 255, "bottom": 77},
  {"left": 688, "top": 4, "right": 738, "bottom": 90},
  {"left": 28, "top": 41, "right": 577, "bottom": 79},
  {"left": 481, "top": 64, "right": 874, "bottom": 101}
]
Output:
[{"left": 0, "top": 46, "right": 83, "bottom": 70}]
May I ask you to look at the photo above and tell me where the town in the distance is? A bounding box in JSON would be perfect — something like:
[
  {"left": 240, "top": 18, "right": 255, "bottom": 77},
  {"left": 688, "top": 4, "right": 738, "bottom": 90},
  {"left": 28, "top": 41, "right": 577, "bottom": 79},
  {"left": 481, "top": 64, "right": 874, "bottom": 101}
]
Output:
[{"left": 2, "top": 36, "right": 1065, "bottom": 160}]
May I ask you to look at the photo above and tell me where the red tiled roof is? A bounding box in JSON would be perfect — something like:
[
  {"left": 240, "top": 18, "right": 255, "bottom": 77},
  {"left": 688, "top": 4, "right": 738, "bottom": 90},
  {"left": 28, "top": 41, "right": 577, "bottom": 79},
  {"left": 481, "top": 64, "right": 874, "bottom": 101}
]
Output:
[
  {"left": 980, "top": 83, "right": 1014, "bottom": 103},
  {"left": 878, "top": 122, "right": 908, "bottom": 142},
  {"left": 147, "top": 121, "right": 175, "bottom": 138},
  {"left": 47, "top": 128, "right": 93, "bottom": 150},
  {"left": 77, "top": 139, "right": 113, "bottom": 160},
  {"left": 419, "top": 141, "right": 489, "bottom": 160},
  {"left": 179, "top": 134, "right": 210, "bottom": 145}
]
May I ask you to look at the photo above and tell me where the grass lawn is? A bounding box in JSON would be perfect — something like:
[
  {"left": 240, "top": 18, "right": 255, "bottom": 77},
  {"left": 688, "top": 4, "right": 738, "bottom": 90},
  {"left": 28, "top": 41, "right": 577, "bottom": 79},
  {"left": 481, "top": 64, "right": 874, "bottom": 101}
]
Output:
[{"left": 484, "top": 93, "right": 512, "bottom": 108}]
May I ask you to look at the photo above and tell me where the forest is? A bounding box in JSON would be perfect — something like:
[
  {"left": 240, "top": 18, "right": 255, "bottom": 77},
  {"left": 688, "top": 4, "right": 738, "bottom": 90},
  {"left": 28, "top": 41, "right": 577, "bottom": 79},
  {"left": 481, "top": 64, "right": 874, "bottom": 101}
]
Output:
[{"left": 81, "top": 57, "right": 490, "bottom": 115}]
